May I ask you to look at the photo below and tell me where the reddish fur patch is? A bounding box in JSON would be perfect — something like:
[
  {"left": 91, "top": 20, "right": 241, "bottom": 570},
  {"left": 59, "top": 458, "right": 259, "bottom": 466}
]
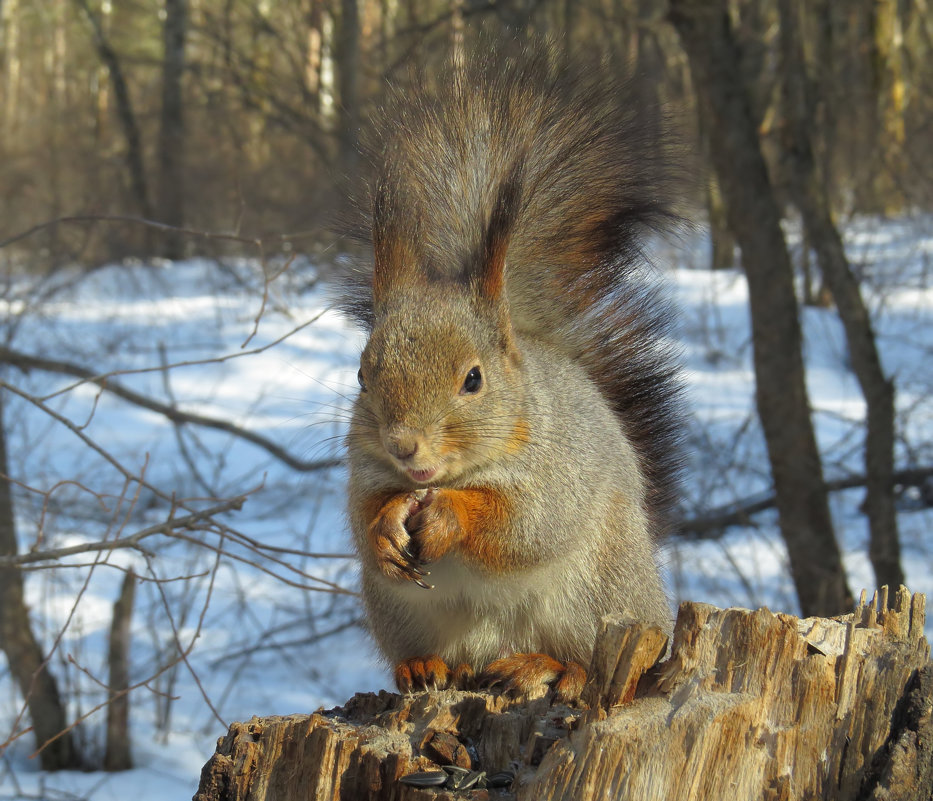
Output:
[
  {"left": 395, "top": 654, "right": 451, "bottom": 693},
  {"left": 479, "top": 166, "right": 522, "bottom": 302},
  {"left": 553, "top": 661, "right": 587, "bottom": 701},
  {"left": 363, "top": 487, "right": 513, "bottom": 576},
  {"left": 438, "top": 422, "right": 479, "bottom": 456},
  {"left": 372, "top": 236, "right": 408, "bottom": 305},
  {"left": 438, "top": 487, "right": 512, "bottom": 572},
  {"left": 400, "top": 487, "right": 512, "bottom": 570},
  {"left": 360, "top": 490, "right": 405, "bottom": 528},
  {"left": 505, "top": 417, "right": 531, "bottom": 455},
  {"left": 482, "top": 237, "right": 507, "bottom": 300},
  {"left": 481, "top": 653, "right": 587, "bottom": 702},
  {"left": 406, "top": 494, "right": 463, "bottom": 563},
  {"left": 451, "top": 662, "right": 476, "bottom": 690}
]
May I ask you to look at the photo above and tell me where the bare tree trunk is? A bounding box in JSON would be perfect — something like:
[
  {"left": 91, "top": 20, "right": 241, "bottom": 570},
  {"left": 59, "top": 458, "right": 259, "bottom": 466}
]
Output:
[
  {"left": 811, "top": 0, "right": 838, "bottom": 203},
  {"left": 104, "top": 570, "right": 136, "bottom": 771},
  {"left": 869, "top": 0, "right": 907, "bottom": 211},
  {"left": 334, "top": 0, "right": 359, "bottom": 175},
  {"left": 0, "top": 397, "right": 80, "bottom": 770},
  {"left": 777, "top": 0, "right": 904, "bottom": 596},
  {"left": 158, "top": 0, "right": 188, "bottom": 259},
  {"left": 74, "top": 0, "right": 153, "bottom": 222},
  {"left": 450, "top": 0, "right": 465, "bottom": 71},
  {"left": 305, "top": 0, "right": 323, "bottom": 111},
  {"left": 668, "top": 0, "right": 853, "bottom": 617},
  {"left": 706, "top": 176, "right": 735, "bottom": 270},
  {"left": 45, "top": 0, "right": 69, "bottom": 258},
  {"left": 562, "top": 0, "right": 573, "bottom": 64},
  {"left": 697, "top": 109, "right": 736, "bottom": 271},
  {"left": 53, "top": 0, "right": 67, "bottom": 105},
  {"left": 2, "top": 0, "right": 21, "bottom": 143}
]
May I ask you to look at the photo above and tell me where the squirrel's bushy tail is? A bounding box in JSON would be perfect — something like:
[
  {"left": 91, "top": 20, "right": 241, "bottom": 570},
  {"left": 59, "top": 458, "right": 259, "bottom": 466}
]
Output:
[{"left": 345, "top": 46, "right": 684, "bottom": 528}]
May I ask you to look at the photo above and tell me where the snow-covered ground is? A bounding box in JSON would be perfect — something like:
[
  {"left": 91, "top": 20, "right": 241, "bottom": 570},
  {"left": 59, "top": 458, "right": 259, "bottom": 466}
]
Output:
[{"left": 0, "top": 216, "right": 931, "bottom": 798}]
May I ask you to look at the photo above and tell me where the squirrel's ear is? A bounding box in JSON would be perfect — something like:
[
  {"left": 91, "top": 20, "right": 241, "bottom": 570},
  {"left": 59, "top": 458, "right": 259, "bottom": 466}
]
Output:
[
  {"left": 473, "top": 163, "right": 524, "bottom": 303},
  {"left": 371, "top": 175, "right": 421, "bottom": 308}
]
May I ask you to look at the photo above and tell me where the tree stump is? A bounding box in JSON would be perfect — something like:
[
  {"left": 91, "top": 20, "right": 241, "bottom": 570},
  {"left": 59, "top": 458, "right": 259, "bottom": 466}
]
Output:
[{"left": 193, "top": 586, "right": 931, "bottom": 801}]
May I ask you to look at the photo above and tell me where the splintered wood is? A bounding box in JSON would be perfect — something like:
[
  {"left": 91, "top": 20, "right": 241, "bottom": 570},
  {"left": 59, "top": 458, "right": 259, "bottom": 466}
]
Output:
[{"left": 194, "top": 586, "right": 930, "bottom": 801}]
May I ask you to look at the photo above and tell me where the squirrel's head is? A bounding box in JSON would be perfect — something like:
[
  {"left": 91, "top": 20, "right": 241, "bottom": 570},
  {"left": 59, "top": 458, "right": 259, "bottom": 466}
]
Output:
[{"left": 350, "top": 169, "right": 526, "bottom": 485}]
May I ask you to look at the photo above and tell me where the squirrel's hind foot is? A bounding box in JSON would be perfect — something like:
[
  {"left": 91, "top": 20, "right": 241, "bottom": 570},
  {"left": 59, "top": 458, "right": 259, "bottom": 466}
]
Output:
[
  {"left": 394, "top": 656, "right": 475, "bottom": 694},
  {"left": 480, "top": 653, "right": 586, "bottom": 703}
]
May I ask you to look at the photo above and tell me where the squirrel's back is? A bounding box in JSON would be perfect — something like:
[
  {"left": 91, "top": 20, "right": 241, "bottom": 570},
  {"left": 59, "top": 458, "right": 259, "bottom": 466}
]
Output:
[{"left": 344, "top": 46, "right": 683, "bottom": 532}]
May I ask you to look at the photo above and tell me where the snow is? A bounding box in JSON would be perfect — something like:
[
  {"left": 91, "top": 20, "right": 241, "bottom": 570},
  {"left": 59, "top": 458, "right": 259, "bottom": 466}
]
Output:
[{"left": 0, "top": 218, "right": 931, "bottom": 798}]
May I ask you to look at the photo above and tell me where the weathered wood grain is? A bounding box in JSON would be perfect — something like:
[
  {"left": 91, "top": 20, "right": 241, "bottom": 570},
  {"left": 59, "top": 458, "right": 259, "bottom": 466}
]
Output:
[{"left": 194, "top": 586, "right": 930, "bottom": 801}]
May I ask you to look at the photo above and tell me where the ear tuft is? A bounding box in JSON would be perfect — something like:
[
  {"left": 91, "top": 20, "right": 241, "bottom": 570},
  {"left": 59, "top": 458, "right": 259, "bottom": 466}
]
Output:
[
  {"left": 476, "top": 160, "right": 524, "bottom": 302},
  {"left": 372, "top": 173, "right": 421, "bottom": 307}
]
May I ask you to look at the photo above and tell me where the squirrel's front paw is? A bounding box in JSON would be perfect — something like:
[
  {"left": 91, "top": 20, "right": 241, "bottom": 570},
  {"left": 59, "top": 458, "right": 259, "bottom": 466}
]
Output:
[
  {"left": 406, "top": 489, "right": 462, "bottom": 564},
  {"left": 369, "top": 491, "right": 434, "bottom": 588}
]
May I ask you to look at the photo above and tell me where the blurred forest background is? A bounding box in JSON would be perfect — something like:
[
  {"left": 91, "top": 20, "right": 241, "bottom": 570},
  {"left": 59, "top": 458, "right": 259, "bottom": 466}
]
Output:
[
  {"left": 1, "top": 0, "right": 932, "bottom": 781},
  {"left": 2, "top": 0, "right": 930, "bottom": 262}
]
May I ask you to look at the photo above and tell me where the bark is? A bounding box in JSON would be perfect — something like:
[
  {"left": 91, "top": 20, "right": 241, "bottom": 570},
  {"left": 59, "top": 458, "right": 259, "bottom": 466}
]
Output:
[
  {"left": 2, "top": 0, "right": 20, "bottom": 142},
  {"left": 334, "top": 0, "right": 360, "bottom": 175},
  {"left": 73, "top": 0, "right": 153, "bottom": 221},
  {"left": 53, "top": 0, "right": 67, "bottom": 104},
  {"left": 868, "top": 0, "right": 907, "bottom": 212},
  {"left": 668, "top": 0, "right": 852, "bottom": 616},
  {"left": 707, "top": 176, "right": 735, "bottom": 270},
  {"left": 777, "top": 0, "right": 904, "bottom": 596},
  {"left": 193, "top": 587, "right": 931, "bottom": 801},
  {"left": 158, "top": 0, "right": 188, "bottom": 259},
  {"left": 104, "top": 570, "right": 136, "bottom": 771},
  {"left": 858, "top": 662, "right": 933, "bottom": 801},
  {"left": 0, "top": 397, "right": 80, "bottom": 770},
  {"left": 305, "top": 0, "right": 323, "bottom": 108},
  {"left": 698, "top": 108, "right": 736, "bottom": 271}
]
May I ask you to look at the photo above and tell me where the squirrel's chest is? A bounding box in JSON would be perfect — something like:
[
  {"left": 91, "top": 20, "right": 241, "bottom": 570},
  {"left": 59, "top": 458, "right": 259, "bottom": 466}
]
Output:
[
  {"left": 384, "top": 553, "right": 572, "bottom": 636},
  {"left": 381, "top": 554, "right": 579, "bottom": 663}
]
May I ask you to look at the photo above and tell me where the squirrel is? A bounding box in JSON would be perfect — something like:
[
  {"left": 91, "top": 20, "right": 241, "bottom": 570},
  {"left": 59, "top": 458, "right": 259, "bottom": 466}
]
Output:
[{"left": 341, "top": 46, "right": 682, "bottom": 702}]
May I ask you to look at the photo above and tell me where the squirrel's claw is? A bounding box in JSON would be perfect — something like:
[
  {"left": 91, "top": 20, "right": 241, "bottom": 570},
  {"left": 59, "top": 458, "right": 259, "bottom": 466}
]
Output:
[
  {"left": 400, "top": 545, "right": 431, "bottom": 570},
  {"left": 369, "top": 492, "right": 439, "bottom": 588},
  {"left": 394, "top": 654, "right": 451, "bottom": 693},
  {"left": 398, "top": 553, "right": 434, "bottom": 589},
  {"left": 382, "top": 551, "right": 434, "bottom": 589},
  {"left": 480, "top": 653, "right": 586, "bottom": 702}
]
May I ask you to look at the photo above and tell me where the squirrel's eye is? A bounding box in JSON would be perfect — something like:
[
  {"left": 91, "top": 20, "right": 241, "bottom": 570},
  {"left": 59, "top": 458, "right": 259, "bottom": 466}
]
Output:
[
  {"left": 461, "top": 366, "right": 483, "bottom": 394},
  {"left": 357, "top": 368, "right": 367, "bottom": 391}
]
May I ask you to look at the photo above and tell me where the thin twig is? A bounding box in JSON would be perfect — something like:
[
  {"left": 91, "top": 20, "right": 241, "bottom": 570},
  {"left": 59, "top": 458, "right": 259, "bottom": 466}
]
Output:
[
  {"left": 0, "top": 498, "right": 246, "bottom": 567},
  {"left": 0, "top": 346, "right": 343, "bottom": 472},
  {"left": 0, "top": 214, "right": 272, "bottom": 251},
  {"left": 677, "top": 465, "right": 933, "bottom": 538},
  {"left": 242, "top": 252, "right": 298, "bottom": 349}
]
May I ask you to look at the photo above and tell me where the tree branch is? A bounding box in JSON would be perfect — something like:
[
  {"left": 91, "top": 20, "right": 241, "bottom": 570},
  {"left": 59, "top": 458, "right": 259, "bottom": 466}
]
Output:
[
  {"left": 677, "top": 465, "right": 933, "bottom": 538},
  {"left": 0, "top": 498, "right": 245, "bottom": 566},
  {"left": 0, "top": 214, "right": 269, "bottom": 251},
  {"left": 0, "top": 347, "right": 344, "bottom": 472}
]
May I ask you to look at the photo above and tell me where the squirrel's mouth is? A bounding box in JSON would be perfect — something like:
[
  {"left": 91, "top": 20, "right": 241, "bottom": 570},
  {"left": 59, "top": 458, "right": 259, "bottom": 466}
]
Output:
[{"left": 406, "top": 466, "right": 438, "bottom": 483}]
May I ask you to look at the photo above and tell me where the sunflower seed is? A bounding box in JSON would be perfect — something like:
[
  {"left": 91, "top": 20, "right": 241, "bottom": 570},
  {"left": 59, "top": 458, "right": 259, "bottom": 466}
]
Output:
[
  {"left": 486, "top": 770, "right": 516, "bottom": 788},
  {"left": 399, "top": 769, "right": 448, "bottom": 787}
]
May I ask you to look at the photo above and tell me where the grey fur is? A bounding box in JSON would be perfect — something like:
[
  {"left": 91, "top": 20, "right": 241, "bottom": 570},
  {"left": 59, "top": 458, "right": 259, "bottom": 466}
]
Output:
[{"left": 343, "top": 45, "right": 681, "bottom": 678}]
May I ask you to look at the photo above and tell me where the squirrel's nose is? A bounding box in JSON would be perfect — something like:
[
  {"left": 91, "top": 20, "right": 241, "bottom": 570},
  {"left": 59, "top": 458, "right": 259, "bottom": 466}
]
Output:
[{"left": 384, "top": 428, "right": 419, "bottom": 461}]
